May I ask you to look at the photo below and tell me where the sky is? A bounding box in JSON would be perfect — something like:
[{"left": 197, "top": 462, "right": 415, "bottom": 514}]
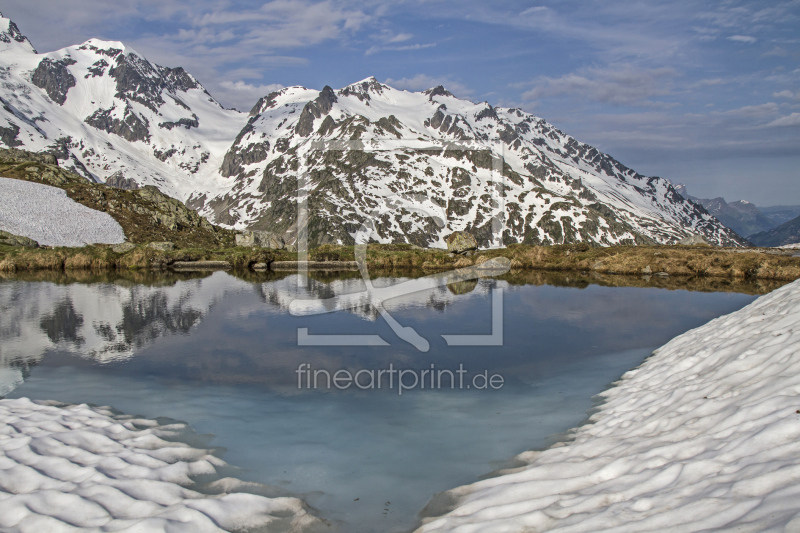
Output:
[{"left": 2, "top": 0, "right": 799, "bottom": 205}]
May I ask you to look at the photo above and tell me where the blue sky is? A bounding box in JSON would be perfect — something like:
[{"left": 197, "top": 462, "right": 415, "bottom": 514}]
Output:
[{"left": 3, "top": 0, "right": 799, "bottom": 205}]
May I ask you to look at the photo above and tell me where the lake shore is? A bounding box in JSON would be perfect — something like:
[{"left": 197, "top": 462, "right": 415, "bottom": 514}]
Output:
[
  {"left": 1, "top": 242, "right": 799, "bottom": 282},
  {"left": 415, "top": 278, "right": 800, "bottom": 532}
]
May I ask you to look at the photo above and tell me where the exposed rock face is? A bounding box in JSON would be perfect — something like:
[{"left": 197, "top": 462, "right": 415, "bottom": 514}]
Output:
[
  {"left": 0, "top": 122, "right": 22, "bottom": 147},
  {"left": 679, "top": 234, "right": 710, "bottom": 245},
  {"left": 295, "top": 86, "right": 338, "bottom": 137},
  {"left": 446, "top": 231, "right": 478, "bottom": 254},
  {"left": 220, "top": 119, "right": 270, "bottom": 177},
  {"left": 85, "top": 104, "right": 150, "bottom": 143},
  {"left": 31, "top": 58, "right": 76, "bottom": 105},
  {"left": 147, "top": 241, "right": 175, "bottom": 251},
  {"left": 0, "top": 229, "right": 38, "bottom": 247},
  {"left": 111, "top": 241, "right": 135, "bottom": 253},
  {"left": 158, "top": 114, "right": 198, "bottom": 130},
  {"left": 0, "top": 18, "right": 36, "bottom": 51},
  {"left": 235, "top": 230, "right": 285, "bottom": 249},
  {"left": 105, "top": 171, "right": 139, "bottom": 190}
]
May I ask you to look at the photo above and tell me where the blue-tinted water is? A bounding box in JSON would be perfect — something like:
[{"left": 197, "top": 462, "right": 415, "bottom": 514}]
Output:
[{"left": 0, "top": 271, "right": 760, "bottom": 532}]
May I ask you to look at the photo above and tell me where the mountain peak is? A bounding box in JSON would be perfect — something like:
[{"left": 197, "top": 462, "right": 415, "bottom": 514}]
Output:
[
  {"left": 0, "top": 14, "right": 37, "bottom": 54},
  {"left": 338, "top": 76, "right": 385, "bottom": 102},
  {"left": 423, "top": 85, "right": 454, "bottom": 100}
]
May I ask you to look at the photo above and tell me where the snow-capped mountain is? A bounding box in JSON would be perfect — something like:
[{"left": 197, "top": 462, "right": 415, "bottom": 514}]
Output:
[
  {"left": 0, "top": 14, "right": 747, "bottom": 247},
  {"left": 0, "top": 13, "right": 247, "bottom": 201}
]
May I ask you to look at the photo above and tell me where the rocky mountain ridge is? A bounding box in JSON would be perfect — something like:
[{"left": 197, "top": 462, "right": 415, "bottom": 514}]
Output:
[
  {"left": 674, "top": 184, "right": 777, "bottom": 239},
  {"left": 0, "top": 14, "right": 748, "bottom": 248}
]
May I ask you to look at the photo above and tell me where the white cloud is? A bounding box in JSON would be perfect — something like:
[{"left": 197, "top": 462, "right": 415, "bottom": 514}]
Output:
[
  {"left": 773, "top": 90, "right": 796, "bottom": 99},
  {"left": 365, "top": 42, "right": 436, "bottom": 56},
  {"left": 383, "top": 74, "right": 473, "bottom": 98},
  {"left": 721, "top": 102, "right": 779, "bottom": 117},
  {"left": 216, "top": 81, "right": 285, "bottom": 110},
  {"left": 727, "top": 35, "right": 757, "bottom": 43},
  {"left": 763, "top": 113, "right": 800, "bottom": 127},
  {"left": 520, "top": 65, "right": 677, "bottom": 106}
]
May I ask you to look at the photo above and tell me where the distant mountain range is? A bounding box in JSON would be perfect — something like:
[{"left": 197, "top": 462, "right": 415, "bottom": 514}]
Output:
[
  {"left": 748, "top": 216, "right": 800, "bottom": 247},
  {"left": 0, "top": 13, "right": 748, "bottom": 247},
  {"left": 674, "top": 184, "right": 800, "bottom": 245}
]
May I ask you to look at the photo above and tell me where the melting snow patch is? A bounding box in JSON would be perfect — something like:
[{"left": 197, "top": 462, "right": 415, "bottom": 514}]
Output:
[
  {"left": 417, "top": 278, "right": 800, "bottom": 532},
  {"left": 0, "top": 398, "right": 325, "bottom": 532},
  {"left": 0, "top": 177, "right": 125, "bottom": 247}
]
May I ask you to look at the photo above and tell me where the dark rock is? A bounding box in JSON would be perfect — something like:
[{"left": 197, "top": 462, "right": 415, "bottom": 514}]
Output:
[
  {"left": 158, "top": 114, "right": 198, "bottom": 130},
  {"left": 85, "top": 104, "right": 151, "bottom": 143},
  {"left": 31, "top": 58, "right": 76, "bottom": 105},
  {"left": 0, "top": 19, "right": 36, "bottom": 51},
  {"left": 105, "top": 171, "right": 139, "bottom": 190},
  {"left": 424, "top": 85, "right": 454, "bottom": 100},
  {"left": 295, "top": 86, "right": 338, "bottom": 137},
  {"left": 0, "top": 121, "right": 22, "bottom": 147},
  {"left": 0, "top": 230, "right": 39, "bottom": 248},
  {"left": 249, "top": 91, "right": 281, "bottom": 116}
]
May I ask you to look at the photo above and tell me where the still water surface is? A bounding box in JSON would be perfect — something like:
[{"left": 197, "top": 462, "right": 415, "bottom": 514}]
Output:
[{"left": 0, "top": 270, "right": 763, "bottom": 532}]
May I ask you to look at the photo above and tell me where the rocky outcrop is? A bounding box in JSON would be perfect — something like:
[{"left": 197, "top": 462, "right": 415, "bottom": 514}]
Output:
[
  {"left": 105, "top": 171, "right": 139, "bottom": 190},
  {"left": 446, "top": 231, "right": 478, "bottom": 254},
  {"left": 158, "top": 114, "right": 198, "bottom": 130},
  {"left": 0, "top": 121, "right": 22, "bottom": 147},
  {"left": 0, "top": 229, "right": 38, "bottom": 248},
  {"left": 31, "top": 58, "right": 76, "bottom": 105},
  {"left": 235, "top": 230, "right": 285, "bottom": 249},
  {"left": 147, "top": 241, "right": 175, "bottom": 251},
  {"left": 295, "top": 86, "right": 337, "bottom": 137},
  {"left": 679, "top": 234, "right": 710, "bottom": 246},
  {"left": 111, "top": 241, "right": 135, "bottom": 253},
  {"left": 85, "top": 104, "right": 150, "bottom": 143},
  {"left": 0, "top": 147, "right": 234, "bottom": 248},
  {"left": 220, "top": 120, "right": 270, "bottom": 177}
]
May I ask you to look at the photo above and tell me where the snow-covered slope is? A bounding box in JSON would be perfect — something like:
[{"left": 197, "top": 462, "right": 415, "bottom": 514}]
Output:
[
  {"left": 0, "top": 13, "right": 247, "bottom": 201},
  {"left": 0, "top": 14, "right": 746, "bottom": 247},
  {"left": 0, "top": 177, "right": 125, "bottom": 246},
  {"left": 0, "top": 398, "right": 324, "bottom": 532},
  {"left": 417, "top": 278, "right": 800, "bottom": 532}
]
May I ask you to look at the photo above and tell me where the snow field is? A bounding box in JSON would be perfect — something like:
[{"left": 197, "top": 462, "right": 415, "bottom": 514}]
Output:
[
  {"left": 0, "top": 177, "right": 125, "bottom": 247},
  {"left": 417, "top": 278, "right": 800, "bottom": 532},
  {"left": 0, "top": 398, "right": 324, "bottom": 532}
]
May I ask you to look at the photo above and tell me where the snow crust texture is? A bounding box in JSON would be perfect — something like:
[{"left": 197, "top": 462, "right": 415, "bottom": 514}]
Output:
[
  {"left": 417, "top": 279, "right": 800, "bottom": 532},
  {"left": 0, "top": 398, "right": 324, "bottom": 532},
  {"left": 0, "top": 177, "right": 125, "bottom": 246}
]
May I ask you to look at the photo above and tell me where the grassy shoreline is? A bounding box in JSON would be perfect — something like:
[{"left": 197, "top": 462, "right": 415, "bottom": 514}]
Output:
[{"left": 1, "top": 242, "right": 799, "bottom": 283}]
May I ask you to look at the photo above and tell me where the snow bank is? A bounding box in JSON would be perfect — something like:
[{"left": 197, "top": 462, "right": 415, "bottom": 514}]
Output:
[
  {"left": 417, "top": 279, "right": 800, "bottom": 532},
  {"left": 0, "top": 398, "right": 324, "bottom": 532},
  {"left": 0, "top": 177, "right": 125, "bottom": 247}
]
